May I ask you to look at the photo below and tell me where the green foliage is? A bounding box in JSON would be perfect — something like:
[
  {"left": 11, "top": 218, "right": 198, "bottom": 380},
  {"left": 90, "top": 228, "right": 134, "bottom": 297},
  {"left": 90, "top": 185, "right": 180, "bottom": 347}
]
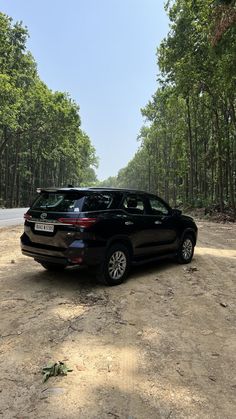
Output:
[
  {"left": 42, "top": 361, "right": 73, "bottom": 382},
  {"left": 0, "top": 12, "right": 97, "bottom": 207},
  {"left": 102, "top": 0, "right": 236, "bottom": 213}
]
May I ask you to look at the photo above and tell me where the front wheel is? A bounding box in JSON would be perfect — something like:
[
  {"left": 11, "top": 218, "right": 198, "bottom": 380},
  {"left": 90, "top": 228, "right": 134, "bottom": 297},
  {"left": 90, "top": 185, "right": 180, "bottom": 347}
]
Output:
[
  {"left": 177, "top": 235, "right": 195, "bottom": 264},
  {"left": 97, "top": 244, "right": 130, "bottom": 286}
]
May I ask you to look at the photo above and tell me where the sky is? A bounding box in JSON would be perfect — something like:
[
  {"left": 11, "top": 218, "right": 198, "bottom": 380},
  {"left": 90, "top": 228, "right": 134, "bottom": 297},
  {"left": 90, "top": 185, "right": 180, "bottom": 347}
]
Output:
[{"left": 0, "top": 0, "right": 169, "bottom": 180}]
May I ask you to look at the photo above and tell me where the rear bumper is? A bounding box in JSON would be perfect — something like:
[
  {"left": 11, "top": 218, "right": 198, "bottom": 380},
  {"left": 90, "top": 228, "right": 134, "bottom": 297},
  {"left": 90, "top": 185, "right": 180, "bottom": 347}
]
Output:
[
  {"left": 22, "top": 249, "right": 68, "bottom": 265},
  {"left": 21, "top": 233, "right": 105, "bottom": 266}
]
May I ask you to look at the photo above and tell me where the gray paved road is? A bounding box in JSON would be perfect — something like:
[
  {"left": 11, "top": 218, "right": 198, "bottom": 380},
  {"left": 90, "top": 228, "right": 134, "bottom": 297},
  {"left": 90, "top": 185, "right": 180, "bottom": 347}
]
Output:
[{"left": 0, "top": 208, "right": 29, "bottom": 228}]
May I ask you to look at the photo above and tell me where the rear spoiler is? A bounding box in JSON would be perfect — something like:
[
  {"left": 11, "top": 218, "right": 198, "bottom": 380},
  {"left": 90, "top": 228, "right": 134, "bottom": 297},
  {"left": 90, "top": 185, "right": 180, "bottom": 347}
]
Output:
[{"left": 36, "top": 187, "right": 86, "bottom": 193}]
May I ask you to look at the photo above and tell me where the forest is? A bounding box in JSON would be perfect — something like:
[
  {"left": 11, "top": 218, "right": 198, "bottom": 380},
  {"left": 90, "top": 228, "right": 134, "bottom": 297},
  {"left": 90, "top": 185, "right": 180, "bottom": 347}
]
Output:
[
  {"left": 1, "top": 1, "right": 235, "bottom": 213},
  {"left": 100, "top": 0, "right": 236, "bottom": 216},
  {"left": 0, "top": 12, "right": 97, "bottom": 208}
]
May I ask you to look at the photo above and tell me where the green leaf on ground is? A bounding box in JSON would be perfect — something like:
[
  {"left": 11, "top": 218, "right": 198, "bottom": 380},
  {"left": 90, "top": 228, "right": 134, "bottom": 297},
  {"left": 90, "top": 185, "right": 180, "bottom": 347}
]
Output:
[{"left": 42, "top": 361, "right": 73, "bottom": 382}]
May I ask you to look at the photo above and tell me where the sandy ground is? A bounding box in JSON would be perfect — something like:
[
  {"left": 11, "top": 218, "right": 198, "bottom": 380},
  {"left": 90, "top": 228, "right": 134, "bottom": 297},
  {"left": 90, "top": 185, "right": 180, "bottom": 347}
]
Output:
[{"left": 0, "top": 221, "right": 236, "bottom": 419}]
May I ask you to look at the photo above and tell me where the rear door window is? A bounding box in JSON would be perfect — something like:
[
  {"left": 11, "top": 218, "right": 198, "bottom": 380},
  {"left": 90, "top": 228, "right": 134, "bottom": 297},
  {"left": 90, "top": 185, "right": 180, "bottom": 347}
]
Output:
[
  {"left": 82, "top": 193, "right": 114, "bottom": 212},
  {"left": 123, "top": 194, "right": 146, "bottom": 215}
]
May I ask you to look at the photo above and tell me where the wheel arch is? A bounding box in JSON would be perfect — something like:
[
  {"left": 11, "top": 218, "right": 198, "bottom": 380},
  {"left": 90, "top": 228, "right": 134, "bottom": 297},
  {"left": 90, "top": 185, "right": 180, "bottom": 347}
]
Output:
[
  {"left": 181, "top": 228, "right": 197, "bottom": 246},
  {"left": 106, "top": 235, "right": 134, "bottom": 258}
]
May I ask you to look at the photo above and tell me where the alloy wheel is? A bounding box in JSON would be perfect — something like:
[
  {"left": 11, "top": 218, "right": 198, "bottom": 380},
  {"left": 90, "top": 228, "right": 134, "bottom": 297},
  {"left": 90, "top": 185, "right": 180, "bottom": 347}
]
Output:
[
  {"left": 182, "top": 238, "right": 193, "bottom": 260},
  {"left": 108, "top": 250, "right": 127, "bottom": 280}
]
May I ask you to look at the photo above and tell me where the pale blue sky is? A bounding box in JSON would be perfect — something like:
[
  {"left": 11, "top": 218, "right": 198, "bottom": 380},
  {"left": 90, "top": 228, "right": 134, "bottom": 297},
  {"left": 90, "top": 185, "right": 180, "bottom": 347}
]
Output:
[{"left": 0, "top": 0, "right": 169, "bottom": 180}]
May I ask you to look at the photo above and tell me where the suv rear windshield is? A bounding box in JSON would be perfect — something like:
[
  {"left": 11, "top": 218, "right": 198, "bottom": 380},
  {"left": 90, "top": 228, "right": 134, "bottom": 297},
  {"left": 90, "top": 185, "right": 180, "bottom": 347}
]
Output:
[{"left": 31, "top": 191, "right": 120, "bottom": 212}]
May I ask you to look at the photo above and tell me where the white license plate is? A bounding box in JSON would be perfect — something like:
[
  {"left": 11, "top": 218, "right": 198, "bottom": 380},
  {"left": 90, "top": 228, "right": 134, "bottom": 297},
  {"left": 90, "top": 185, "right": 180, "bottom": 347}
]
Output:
[{"left": 35, "top": 223, "right": 54, "bottom": 233}]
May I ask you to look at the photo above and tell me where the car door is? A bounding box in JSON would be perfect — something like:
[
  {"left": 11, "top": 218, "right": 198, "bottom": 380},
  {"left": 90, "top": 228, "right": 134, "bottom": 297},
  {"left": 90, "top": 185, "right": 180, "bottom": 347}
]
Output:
[
  {"left": 145, "top": 195, "right": 179, "bottom": 255},
  {"left": 121, "top": 193, "right": 155, "bottom": 258}
]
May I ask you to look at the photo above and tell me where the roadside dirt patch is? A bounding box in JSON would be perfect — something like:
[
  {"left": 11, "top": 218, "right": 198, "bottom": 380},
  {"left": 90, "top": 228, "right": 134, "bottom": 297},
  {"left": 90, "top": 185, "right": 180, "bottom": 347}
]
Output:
[{"left": 0, "top": 222, "right": 236, "bottom": 418}]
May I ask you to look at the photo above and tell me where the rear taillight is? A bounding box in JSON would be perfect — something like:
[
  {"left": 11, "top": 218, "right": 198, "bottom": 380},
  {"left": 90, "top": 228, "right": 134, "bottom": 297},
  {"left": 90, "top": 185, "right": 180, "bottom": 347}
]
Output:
[
  {"left": 58, "top": 217, "right": 97, "bottom": 228},
  {"left": 24, "top": 213, "right": 32, "bottom": 220},
  {"left": 77, "top": 218, "right": 98, "bottom": 228}
]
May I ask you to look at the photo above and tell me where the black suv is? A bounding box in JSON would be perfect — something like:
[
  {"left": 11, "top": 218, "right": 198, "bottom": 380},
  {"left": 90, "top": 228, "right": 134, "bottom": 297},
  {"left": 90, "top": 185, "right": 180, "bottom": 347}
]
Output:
[{"left": 21, "top": 187, "right": 198, "bottom": 285}]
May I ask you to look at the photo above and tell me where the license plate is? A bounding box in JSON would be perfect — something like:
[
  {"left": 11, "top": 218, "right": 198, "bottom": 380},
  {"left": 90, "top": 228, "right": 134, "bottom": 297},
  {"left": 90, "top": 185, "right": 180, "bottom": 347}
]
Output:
[{"left": 35, "top": 223, "right": 54, "bottom": 233}]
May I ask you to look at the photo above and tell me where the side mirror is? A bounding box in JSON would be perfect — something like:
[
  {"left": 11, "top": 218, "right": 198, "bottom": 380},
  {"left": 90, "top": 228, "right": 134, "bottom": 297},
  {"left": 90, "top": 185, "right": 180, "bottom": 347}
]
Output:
[{"left": 172, "top": 208, "right": 182, "bottom": 216}]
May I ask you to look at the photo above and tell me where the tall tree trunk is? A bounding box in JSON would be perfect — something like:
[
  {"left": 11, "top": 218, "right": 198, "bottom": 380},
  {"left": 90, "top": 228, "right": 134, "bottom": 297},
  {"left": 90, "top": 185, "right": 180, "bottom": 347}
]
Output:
[
  {"left": 9, "top": 134, "right": 20, "bottom": 207},
  {"left": 215, "top": 109, "right": 224, "bottom": 212},
  {"left": 186, "top": 96, "right": 194, "bottom": 205}
]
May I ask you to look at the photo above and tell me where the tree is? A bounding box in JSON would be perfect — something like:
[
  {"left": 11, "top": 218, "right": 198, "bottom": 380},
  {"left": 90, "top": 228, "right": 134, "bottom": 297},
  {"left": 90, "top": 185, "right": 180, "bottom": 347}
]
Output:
[
  {"left": 0, "top": 12, "right": 97, "bottom": 207},
  {"left": 100, "top": 0, "right": 236, "bottom": 216}
]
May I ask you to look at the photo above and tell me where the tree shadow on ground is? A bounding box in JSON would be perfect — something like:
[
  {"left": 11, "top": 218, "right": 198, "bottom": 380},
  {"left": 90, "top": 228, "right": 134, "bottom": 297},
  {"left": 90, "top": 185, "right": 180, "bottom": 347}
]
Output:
[{"left": 1, "top": 248, "right": 235, "bottom": 419}]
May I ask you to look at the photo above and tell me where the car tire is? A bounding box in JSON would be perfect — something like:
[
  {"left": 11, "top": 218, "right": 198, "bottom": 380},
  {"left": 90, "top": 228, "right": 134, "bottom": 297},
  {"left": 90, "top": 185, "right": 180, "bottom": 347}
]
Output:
[
  {"left": 40, "top": 262, "right": 65, "bottom": 272},
  {"left": 97, "top": 244, "right": 130, "bottom": 286},
  {"left": 177, "top": 234, "right": 195, "bottom": 264}
]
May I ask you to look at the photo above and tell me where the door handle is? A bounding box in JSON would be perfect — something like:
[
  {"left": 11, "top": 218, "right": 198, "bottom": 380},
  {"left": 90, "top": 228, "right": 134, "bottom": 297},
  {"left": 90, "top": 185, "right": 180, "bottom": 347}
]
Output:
[
  {"left": 154, "top": 220, "right": 162, "bottom": 225},
  {"left": 125, "top": 221, "right": 134, "bottom": 226}
]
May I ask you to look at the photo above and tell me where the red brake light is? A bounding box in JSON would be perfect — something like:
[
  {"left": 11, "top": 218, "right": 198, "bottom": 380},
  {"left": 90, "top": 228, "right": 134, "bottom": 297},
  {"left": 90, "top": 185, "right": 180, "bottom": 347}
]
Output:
[
  {"left": 58, "top": 218, "right": 79, "bottom": 225},
  {"left": 77, "top": 218, "right": 98, "bottom": 228},
  {"left": 58, "top": 217, "right": 97, "bottom": 228},
  {"left": 24, "top": 213, "right": 32, "bottom": 220}
]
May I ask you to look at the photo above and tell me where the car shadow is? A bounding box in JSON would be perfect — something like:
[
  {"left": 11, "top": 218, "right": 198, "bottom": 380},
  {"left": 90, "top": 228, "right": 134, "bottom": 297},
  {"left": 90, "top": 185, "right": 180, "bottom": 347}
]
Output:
[
  {"left": 25, "top": 256, "right": 181, "bottom": 293},
  {"left": 130, "top": 257, "right": 178, "bottom": 279}
]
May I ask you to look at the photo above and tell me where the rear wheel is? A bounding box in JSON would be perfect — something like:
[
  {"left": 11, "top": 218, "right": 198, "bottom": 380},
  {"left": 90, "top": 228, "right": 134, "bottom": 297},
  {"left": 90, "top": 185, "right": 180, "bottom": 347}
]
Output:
[
  {"left": 97, "top": 244, "right": 130, "bottom": 286},
  {"left": 177, "top": 234, "right": 195, "bottom": 264},
  {"left": 40, "top": 262, "right": 65, "bottom": 272}
]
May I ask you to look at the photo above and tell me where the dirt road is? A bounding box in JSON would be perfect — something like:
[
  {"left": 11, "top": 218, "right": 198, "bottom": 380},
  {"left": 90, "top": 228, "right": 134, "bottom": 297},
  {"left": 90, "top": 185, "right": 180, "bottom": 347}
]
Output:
[{"left": 0, "top": 221, "right": 236, "bottom": 419}]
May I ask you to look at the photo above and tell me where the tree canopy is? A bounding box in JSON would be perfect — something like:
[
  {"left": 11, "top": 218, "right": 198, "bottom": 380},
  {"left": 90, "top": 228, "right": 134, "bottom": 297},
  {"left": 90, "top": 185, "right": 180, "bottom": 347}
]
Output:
[
  {"left": 100, "top": 0, "right": 236, "bottom": 214},
  {"left": 0, "top": 13, "right": 97, "bottom": 207}
]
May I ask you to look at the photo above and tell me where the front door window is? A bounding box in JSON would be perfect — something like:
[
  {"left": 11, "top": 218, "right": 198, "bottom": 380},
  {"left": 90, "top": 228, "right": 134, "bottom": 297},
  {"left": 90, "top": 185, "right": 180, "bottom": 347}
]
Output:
[{"left": 149, "top": 197, "right": 169, "bottom": 216}]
